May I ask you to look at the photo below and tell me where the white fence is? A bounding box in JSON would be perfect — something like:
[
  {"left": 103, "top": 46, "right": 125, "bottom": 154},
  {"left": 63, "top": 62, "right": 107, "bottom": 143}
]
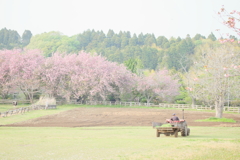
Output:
[
  {"left": 225, "top": 107, "right": 240, "bottom": 113},
  {"left": 1, "top": 101, "right": 239, "bottom": 117},
  {"left": 86, "top": 101, "right": 240, "bottom": 113},
  {"left": 0, "top": 105, "right": 57, "bottom": 118}
]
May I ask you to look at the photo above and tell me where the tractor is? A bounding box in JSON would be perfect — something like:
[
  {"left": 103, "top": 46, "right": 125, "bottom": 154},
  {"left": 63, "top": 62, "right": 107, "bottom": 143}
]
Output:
[{"left": 152, "top": 109, "right": 190, "bottom": 138}]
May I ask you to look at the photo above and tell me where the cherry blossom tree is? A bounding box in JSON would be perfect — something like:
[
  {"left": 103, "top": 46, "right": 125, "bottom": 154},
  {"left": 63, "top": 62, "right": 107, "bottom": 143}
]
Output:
[
  {"left": 181, "top": 6, "right": 240, "bottom": 118},
  {"left": 217, "top": 6, "right": 240, "bottom": 46},
  {"left": 40, "top": 53, "right": 70, "bottom": 98},
  {"left": 218, "top": 6, "right": 240, "bottom": 36},
  {"left": 137, "top": 69, "right": 179, "bottom": 103},
  {"left": 0, "top": 50, "right": 18, "bottom": 98},
  {"left": 185, "top": 44, "right": 240, "bottom": 118},
  {"left": 40, "top": 52, "right": 136, "bottom": 102},
  {"left": 10, "top": 50, "right": 45, "bottom": 102},
  {"left": 0, "top": 49, "right": 45, "bottom": 101},
  {"left": 64, "top": 52, "right": 136, "bottom": 101}
]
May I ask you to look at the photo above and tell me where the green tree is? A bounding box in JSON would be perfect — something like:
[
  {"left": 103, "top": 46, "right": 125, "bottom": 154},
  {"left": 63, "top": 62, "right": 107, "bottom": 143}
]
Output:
[
  {"left": 129, "top": 33, "right": 138, "bottom": 46},
  {"left": 0, "top": 28, "right": 21, "bottom": 49},
  {"left": 124, "top": 58, "right": 143, "bottom": 74},
  {"left": 141, "top": 47, "right": 158, "bottom": 69},
  {"left": 207, "top": 32, "right": 217, "bottom": 41},
  {"left": 137, "top": 33, "right": 145, "bottom": 45},
  {"left": 121, "top": 36, "right": 129, "bottom": 48},
  {"left": 144, "top": 34, "right": 156, "bottom": 46},
  {"left": 107, "top": 29, "right": 115, "bottom": 38},
  {"left": 22, "top": 30, "right": 32, "bottom": 47},
  {"left": 27, "top": 31, "right": 79, "bottom": 57}
]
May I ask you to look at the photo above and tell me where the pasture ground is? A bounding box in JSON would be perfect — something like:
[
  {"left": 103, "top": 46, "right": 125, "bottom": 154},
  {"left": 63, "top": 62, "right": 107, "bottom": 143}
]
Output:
[
  {"left": 1, "top": 105, "right": 240, "bottom": 160},
  {"left": 1, "top": 127, "right": 240, "bottom": 160},
  {"left": 4, "top": 106, "right": 240, "bottom": 127}
]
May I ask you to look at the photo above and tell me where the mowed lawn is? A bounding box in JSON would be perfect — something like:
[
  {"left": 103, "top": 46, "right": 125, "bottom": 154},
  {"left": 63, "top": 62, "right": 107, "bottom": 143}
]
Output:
[
  {"left": 0, "top": 127, "right": 240, "bottom": 160},
  {"left": 0, "top": 105, "right": 240, "bottom": 160}
]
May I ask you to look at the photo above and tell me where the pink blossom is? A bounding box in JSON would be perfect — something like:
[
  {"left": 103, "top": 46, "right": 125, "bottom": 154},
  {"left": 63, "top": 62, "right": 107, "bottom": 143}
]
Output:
[
  {"left": 186, "top": 87, "right": 193, "bottom": 91},
  {"left": 137, "top": 69, "right": 179, "bottom": 102},
  {"left": 224, "top": 74, "right": 229, "bottom": 77}
]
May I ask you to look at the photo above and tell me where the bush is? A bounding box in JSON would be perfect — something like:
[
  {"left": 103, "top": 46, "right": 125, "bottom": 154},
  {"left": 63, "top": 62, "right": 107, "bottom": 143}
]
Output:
[{"left": 230, "top": 100, "right": 240, "bottom": 106}]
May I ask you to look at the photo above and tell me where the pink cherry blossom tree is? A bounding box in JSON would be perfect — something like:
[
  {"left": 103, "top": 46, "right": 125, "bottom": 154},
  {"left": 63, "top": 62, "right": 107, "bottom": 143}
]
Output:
[
  {"left": 40, "top": 53, "right": 70, "bottom": 98},
  {"left": 217, "top": 6, "right": 240, "bottom": 44},
  {"left": 65, "top": 52, "right": 136, "bottom": 101},
  {"left": 40, "top": 52, "right": 136, "bottom": 102},
  {"left": 10, "top": 50, "right": 45, "bottom": 102},
  {"left": 218, "top": 6, "right": 240, "bottom": 36},
  {"left": 0, "top": 50, "right": 19, "bottom": 98},
  {"left": 0, "top": 49, "right": 45, "bottom": 102},
  {"left": 137, "top": 70, "right": 179, "bottom": 103}
]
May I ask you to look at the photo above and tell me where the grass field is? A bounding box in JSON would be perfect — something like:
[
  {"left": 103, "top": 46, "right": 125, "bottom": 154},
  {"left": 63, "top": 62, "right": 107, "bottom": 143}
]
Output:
[
  {"left": 1, "top": 104, "right": 240, "bottom": 160},
  {"left": 0, "top": 127, "right": 240, "bottom": 160},
  {"left": 196, "top": 117, "right": 236, "bottom": 123}
]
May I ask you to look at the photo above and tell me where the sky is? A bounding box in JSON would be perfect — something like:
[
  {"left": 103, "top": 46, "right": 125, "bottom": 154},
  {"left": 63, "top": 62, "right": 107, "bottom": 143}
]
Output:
[{"left": 0, "top": 0, "right": 240, "bottom": 39}]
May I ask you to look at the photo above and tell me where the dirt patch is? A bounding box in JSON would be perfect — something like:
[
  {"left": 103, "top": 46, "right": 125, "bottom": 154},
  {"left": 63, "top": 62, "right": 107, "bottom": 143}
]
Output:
[{"left": 5, "top": 107, "right": 240, "bottom": 127}]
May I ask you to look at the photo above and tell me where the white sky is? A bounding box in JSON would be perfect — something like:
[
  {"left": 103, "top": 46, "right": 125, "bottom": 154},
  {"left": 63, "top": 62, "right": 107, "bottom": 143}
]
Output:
[{"left": 0, "top": 0, "right": 240, "bottom": 38}]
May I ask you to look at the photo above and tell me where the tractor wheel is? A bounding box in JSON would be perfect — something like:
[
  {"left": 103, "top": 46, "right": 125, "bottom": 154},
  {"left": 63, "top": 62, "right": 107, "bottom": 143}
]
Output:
[
  {"left": 164, "top": 133, "right": 170, "bottom": 136},
  {"left": 181, "top": 126, "right": 187, "bottom": 136},
  {"left": 156, "top": 131, "right": 160, "bottom": 137},
  {"left": 187, "top": 128, "right": 190, "bottom": 136},
  {"left": 174, "top": 130, "right": 178, "bottom": 138}
]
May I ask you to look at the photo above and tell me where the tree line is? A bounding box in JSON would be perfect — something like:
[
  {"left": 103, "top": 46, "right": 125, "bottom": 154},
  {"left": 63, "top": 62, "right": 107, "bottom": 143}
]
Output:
[
  {"left": 0, "top": 26, "right": 240, "bottom": 118},
  {"left": 0, "top": 28, "right": 225, "bottom": 71},
  {"left": 0, "top": 28, "right": 32, "bottom": 50},
  {"left": 0, "top": 49, "right": 179, "bottom": 105}
]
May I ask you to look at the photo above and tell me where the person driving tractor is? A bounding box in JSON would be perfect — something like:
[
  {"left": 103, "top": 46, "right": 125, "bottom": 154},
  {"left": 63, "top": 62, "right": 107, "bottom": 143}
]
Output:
[{"left": 171, "top": 113, "right": 179, "bottom": 121}]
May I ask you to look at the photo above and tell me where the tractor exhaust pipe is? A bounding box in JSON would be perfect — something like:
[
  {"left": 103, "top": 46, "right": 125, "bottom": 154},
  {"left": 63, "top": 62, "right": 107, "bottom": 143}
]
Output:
[{"left": 182, "top": 109, "right": 184, "bottom": 119}]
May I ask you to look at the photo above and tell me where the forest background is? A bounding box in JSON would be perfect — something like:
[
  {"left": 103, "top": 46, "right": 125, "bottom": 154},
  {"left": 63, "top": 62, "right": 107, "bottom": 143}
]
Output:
[{"left": 0, "top": 27, "right": 239, "bottom": 102}]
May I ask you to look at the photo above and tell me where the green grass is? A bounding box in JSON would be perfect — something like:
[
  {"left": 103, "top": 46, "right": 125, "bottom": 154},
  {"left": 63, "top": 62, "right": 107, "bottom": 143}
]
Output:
[
  {"left": 0, "top": 127, "right": 239, "bottom": 160},
  {"left": 195, "top": 117, "right": 236, "bottom": 123},
  {"left": 159, "top": 124, "right": 172, "bottom": 127}
]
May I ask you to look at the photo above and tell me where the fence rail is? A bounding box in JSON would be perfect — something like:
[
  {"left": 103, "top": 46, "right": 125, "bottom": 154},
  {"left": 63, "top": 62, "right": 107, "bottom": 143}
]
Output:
[
  {"left": 225, "top": 107, "right": 240, "bottom": 113},
  {"left": 0, "top": 105, "right": 57, "bottom": 118},
  {"left": 86, "top": 101, "right": 240, "bottom": 113},
  {"left": 1, "top": 100, "right": 239, "bottom": 117}
]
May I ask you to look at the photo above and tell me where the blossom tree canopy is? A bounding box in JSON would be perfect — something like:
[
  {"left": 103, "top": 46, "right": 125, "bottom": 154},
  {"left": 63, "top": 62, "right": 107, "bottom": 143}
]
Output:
[
  {"left": 137, "top": 69, "right": 179, "bottom": 103},
  {"left": 40, "top": 51, "right": 136, "bottom": 101},
  {"left": 217, "top": 6, "right": 240, "bottom": 43},
  {"left": 0, "top": 49, "right": 45, "bottom": 101},
  {"left": 0, "top": 50, "right": 19, "bottom": 98}
]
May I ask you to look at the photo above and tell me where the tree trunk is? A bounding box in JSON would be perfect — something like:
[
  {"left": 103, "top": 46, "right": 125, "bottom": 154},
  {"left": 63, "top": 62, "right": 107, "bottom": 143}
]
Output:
[
  {"left": 215, "top": 96, "right": 224, "bottom": 118},
  {"left": 65, "top": 96, "right": 70, "bottom": 103}
]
